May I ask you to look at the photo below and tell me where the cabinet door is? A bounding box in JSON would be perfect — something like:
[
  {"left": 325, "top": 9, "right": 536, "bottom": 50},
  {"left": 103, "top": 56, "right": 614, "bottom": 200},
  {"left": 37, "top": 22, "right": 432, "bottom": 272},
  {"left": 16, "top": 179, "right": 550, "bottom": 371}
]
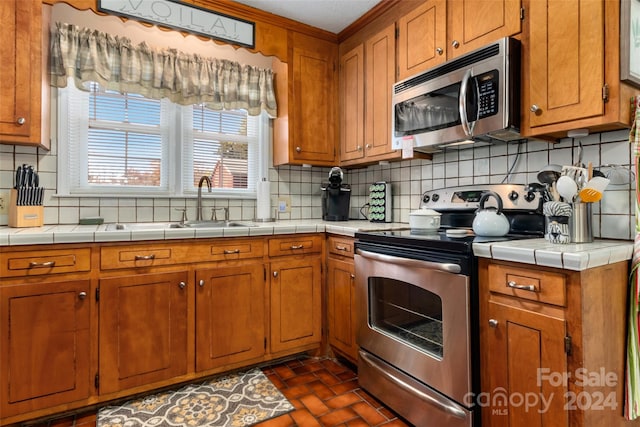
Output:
[
  {"left": 447, "top": 0, "right": 521, "bottom": 58},
  {"left": 327, "top": 257, "right": 357, "bottom": 361},
  {"left": 99, "top": 272, "right": 188, "bottom": 394},
  {"left": 364, "top": 24, "right": 397, "bottom": 159},
  {"left": 291, "top": 33, "right": 337, "bottom": 165},
  {"left": 483, "top": 301, "right": 569, "bottom": 427},
  {"left": 339, "top": 44, "right": 365, "bottom": 162},
  {"left": 397, "top": 0, "right": 447, "bottom": 81},
  {"left": 528, "top": 0, "right": 604, "bottom": 127},
  {"left": 195, "top": 264, "right": 265, "bottom": 371},
  {"left": 0, "top": 0, "right": 46, "bottom": 147},
  {"left": 270, "top": 257, "right": 322, "bottom": 354},
  {"left": 0, "top": 280, "right": 91, "bottom": 417}
]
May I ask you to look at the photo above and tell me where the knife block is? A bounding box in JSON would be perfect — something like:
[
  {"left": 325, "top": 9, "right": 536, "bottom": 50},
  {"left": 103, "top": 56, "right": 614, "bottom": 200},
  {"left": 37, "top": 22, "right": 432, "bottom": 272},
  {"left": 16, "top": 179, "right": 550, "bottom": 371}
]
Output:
[{"left": 8, "top": 189, "right": 43, "bottom": 227}]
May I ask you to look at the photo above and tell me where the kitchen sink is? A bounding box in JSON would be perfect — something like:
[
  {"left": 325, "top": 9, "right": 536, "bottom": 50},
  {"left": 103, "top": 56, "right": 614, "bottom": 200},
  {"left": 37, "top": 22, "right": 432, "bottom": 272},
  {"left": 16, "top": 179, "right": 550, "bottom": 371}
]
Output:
[{"left": 105, "top": 221, "right": 252, "bottom": 231}]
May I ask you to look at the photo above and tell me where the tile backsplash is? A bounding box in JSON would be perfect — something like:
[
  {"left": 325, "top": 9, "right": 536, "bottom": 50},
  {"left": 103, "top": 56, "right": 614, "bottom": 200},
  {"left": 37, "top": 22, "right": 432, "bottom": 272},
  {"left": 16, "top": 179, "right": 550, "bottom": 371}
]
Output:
[{"left": 0, "top": 128, "right": 635, "bottom": 240}]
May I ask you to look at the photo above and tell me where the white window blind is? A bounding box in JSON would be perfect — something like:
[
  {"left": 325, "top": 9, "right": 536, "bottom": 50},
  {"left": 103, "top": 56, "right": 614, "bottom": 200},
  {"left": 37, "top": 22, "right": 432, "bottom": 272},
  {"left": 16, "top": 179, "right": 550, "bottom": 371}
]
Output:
[
  {"left": 58, "top": 79, "right": 266, "bottom": 199},
  {"left": 183, "top": 106, "right": 258, "bottom": 196}
]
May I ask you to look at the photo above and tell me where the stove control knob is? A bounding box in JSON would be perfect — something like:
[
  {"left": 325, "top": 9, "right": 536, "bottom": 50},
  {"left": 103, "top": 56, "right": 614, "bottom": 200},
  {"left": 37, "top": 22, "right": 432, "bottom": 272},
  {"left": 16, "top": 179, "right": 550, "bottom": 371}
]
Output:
[
  {"left": 508, "top": 190, "right": 519, "bottom": 201},
  {"left": 524, "top": 191, "right": 536, "bottom": 202},
  {"left": 422, "top": 194, "right": 430, "bottom": 203},
  {"left": 432, "top": 194, "right": 440, "bottom": 202}
]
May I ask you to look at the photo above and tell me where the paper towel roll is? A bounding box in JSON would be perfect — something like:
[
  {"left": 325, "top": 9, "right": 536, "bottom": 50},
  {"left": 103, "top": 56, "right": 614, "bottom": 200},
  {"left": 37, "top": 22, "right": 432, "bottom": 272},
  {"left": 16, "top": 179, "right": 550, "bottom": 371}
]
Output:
[{"left": 256, "top": 180, "right": 271, "bottom": 220}]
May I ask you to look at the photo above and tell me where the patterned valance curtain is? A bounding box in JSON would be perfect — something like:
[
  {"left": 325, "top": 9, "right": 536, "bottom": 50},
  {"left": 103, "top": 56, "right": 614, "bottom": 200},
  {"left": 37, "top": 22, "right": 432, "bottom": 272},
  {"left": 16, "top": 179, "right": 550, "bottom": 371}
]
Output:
[{"left": 49, "top": 22, "right": 277, "bottom": 117}]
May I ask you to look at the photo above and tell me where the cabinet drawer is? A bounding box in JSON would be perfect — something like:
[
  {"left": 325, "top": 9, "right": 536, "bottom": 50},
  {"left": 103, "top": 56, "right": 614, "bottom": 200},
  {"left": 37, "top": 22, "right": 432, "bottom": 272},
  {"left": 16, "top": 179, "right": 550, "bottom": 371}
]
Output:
[
  {"left": 101, "top": 243, "right": 198, "bottom": 269},
  {"left": 488, "top": 263, "right": 567, "bottom": 307},
  {"left": 209, "top": 239, "right": 264, "bottom": 261},
  {"left": 327, "top": 236, "right": 354, "bottom": 258},
  {"left": 268, "top": 235, "right": 323, "bottom": 257},
  {"left": 2, "top": 248, "right": 91, "bottom": 277}
]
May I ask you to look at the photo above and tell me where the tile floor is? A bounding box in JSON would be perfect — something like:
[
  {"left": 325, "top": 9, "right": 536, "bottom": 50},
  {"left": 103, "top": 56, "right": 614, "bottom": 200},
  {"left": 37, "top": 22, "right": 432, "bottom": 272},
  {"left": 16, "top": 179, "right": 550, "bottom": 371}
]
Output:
[
  {"left": 255, "top": 357, "right": 411, "bottom": 427},
  {"left": 22, "top": 356, "right": 411, "bottom": 427}
]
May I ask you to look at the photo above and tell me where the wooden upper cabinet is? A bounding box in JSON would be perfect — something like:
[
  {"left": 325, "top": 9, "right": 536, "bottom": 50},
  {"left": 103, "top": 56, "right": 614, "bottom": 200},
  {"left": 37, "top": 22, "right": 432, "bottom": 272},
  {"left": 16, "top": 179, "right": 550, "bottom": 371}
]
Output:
[
  {"left": 397, "top": 0, "right": 447, "bottom": 81},
  {"left": 0, "top": 0, "right": 49, "bottom": 149},
  {"left": 447, "top": 0, "right": 521, "bottom": 58},
  {"left": 273, "top": 31, "right": 338, "bottom": 166},
  {"left": 339, "top": 44, "right": 365, "bottom": 162},
  {"left": 340, "top": 24, "right": 400, "bottom": 166},
  {"left": 364, "top": 24, "right": 397, "bottom": 159}
]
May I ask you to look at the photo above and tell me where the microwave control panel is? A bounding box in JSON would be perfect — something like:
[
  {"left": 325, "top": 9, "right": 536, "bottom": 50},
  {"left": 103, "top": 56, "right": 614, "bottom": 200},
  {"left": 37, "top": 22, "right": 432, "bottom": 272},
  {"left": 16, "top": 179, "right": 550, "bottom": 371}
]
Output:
[{"left": 476, "top": 70, "right": 498, "bottom": 119}]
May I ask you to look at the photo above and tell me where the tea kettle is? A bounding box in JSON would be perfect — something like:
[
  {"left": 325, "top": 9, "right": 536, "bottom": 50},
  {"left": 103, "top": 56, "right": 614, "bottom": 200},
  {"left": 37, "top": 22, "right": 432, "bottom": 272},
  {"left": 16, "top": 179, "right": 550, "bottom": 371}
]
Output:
[{"left": 472, "top": 191, "right": 510, "bottom": 237}]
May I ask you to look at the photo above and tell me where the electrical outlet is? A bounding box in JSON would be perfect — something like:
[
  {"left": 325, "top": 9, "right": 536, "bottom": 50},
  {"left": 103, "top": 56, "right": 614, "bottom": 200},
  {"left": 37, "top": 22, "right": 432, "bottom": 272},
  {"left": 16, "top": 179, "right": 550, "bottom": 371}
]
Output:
[
  {"left": 0, "top": 192, "right": 7, "bottom": 215},
  {"left": 277, "top": 196, "right": 291, "bottom": 213}
]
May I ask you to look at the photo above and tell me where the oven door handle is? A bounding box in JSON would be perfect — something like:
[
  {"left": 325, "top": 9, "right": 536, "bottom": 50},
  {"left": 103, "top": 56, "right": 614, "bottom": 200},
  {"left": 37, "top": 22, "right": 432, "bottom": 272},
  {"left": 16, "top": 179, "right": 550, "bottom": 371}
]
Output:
[
  {"left": 360, "top": 351, "right": 467, "bottom": 419},
  {"left": 356, "top": 249, "right": 461, "bottom": 274}
]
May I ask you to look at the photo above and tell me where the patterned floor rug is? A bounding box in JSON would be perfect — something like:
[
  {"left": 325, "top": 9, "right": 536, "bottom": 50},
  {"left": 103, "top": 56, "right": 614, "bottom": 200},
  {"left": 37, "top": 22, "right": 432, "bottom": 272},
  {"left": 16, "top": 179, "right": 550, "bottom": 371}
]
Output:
[{"left": 97, "top": 368, "right": 294, "bottom": 427}]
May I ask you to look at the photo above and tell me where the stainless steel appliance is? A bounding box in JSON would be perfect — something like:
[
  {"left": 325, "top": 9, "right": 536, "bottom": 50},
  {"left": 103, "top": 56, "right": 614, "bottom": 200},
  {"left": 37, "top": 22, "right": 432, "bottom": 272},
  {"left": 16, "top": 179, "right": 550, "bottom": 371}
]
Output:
[
  {"left": 321, "top": 167, "right": 351, "bottom": 221},
  {"left": 355, "top": 184, "right": 544, "bottom": 427},
  {"left": 391, "top": 37, "right": 521, "bottom": 153}
]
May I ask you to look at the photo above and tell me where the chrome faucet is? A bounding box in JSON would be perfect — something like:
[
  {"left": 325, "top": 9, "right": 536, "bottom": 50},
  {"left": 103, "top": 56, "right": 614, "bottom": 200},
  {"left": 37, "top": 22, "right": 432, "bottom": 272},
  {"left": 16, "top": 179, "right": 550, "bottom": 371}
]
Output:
[{"left": 197, "top": 175, "right": 212, "bottom": 221}]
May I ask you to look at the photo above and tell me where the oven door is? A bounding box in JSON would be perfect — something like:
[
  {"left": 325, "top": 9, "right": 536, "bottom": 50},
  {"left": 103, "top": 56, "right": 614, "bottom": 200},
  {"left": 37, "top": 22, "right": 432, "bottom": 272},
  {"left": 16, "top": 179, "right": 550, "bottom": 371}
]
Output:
[{"left": 355, "top": 249, "right": 472, "bottom": 406}]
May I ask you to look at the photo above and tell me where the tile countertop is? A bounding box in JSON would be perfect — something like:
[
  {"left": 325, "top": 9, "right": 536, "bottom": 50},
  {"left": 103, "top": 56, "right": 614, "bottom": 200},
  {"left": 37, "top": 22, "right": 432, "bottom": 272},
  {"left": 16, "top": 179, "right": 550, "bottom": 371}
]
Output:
[
  {"left": 1, "top": 222, "right": 633, "bottom": 272},
  {"left": 0, "top": 220, "right": 407, "bottom": 246},
  {"left": 473, "top": 238, "right": 633, "bottom": 271}
]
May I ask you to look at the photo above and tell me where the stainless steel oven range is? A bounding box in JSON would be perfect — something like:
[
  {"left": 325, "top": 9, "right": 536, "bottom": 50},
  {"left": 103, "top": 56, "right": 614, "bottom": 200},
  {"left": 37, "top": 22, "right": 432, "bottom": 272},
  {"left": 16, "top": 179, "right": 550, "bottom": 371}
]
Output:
[{"left": 354, "top": 184, "right": 545, "bottom": 427}]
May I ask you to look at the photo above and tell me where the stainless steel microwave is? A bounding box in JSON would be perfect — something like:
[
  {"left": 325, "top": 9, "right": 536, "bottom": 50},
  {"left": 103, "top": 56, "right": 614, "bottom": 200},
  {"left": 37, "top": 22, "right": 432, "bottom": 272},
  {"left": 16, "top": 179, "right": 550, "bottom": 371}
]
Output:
[{"left": 391, "top": 37, "right": 521, "bottom": 153}]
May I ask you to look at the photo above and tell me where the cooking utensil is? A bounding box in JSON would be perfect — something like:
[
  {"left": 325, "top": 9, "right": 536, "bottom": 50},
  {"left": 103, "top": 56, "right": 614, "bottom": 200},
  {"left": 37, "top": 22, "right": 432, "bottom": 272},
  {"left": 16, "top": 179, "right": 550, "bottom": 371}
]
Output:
[
  {"left": 472, "top": 191, "right": 510, "bottom": 237},
  {"left": 556, "top": 175, "right": 578, "bottom": 202},
  {"left": 537, "top": 164, "right": 562, "bottom": 184},
  {"left": 578, "top": 176, "right": 610, "bottom": 202},
  {"left": 600, "top": 164, "right": 635, "bottom": 185}
]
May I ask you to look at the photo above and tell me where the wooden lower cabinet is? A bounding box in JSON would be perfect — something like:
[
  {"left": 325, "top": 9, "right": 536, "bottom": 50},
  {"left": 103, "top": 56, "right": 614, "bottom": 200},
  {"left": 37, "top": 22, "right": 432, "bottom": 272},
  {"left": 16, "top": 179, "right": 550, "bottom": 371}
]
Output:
[
  {"left": 195, "top": 263, "right": 266, "bottom": 371},
  {"left": 479, "top": 258, "right": 633, "bottom": 427},
  {"left": 269, "top": 257, "right": 322, "bottom": 354},
  {"left": 326, "top": 256, "right": 357, "bottom": 361},
  {"left": 99, "top": 271, "right": 189, "bottom": 395},
  {"left": 483, "top": 301, "right": 568, "bottom": 426},
  {"left": 0, "top": 279, "right": 91, "bottom": 418}
]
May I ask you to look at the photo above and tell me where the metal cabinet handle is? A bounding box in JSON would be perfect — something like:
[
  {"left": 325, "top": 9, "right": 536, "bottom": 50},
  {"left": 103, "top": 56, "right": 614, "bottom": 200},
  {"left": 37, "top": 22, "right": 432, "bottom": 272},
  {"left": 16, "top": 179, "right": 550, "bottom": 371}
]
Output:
[
  {"left": 357, "top": 146, "right": 362, "bottom": 151},
  {"left": 530, "top": 104, "right": 541, "bottom": 114},
  {"left": 489, "top": 319, "right": 499, "bottom": 328},
  {"left": 78, "top": 291, "right": 87, "bottom": 300},
  {"left": 436, "top": 47, "right": 443, "bottom": 55},
  {"left": 335, "top": 245, "right": 347, "bottom": 251},
  {"left": 179, "top": 281, "right": 186, "bottom": 289},
  {"left": 507, "top": 281, "right": 537, "bottom": 292},
  {"left": 290, "top": 244, "right": 304, "bottom": 250},
  {"left": 134, "top": 254, "right": 155, "bottom": 261},
  {"left": 16, "top": 117, "right": 25, "bottom": 125},
  {"left": 199, "top": 279, "right": 205, "bottom": 287},
  {"left": 451, "top": 40, "right": 460, "bottom": 48},
  {"left": 273, "top": 271, "right": 278, "bottom": 277},
  {"left": 295, "top": 146, "right": 302, "bottom": 153},
  {"left": 29, "top": 261, "right": 56, "bottom": 268},
  {"left": 350, "top": 274, "right": 355, "bottom": 280},
  {"left": 223, "top": 249, "right": 240, "bottom": 254},
  {"left": 366, "top": 144, "right": 371, "bottom": 149}
]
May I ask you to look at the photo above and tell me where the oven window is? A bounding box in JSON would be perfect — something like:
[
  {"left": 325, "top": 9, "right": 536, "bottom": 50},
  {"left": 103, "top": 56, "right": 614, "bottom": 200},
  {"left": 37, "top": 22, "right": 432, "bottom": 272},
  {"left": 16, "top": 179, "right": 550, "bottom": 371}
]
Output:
[{"left": 368, "top": 277, "right": 443, "bottom": 359}]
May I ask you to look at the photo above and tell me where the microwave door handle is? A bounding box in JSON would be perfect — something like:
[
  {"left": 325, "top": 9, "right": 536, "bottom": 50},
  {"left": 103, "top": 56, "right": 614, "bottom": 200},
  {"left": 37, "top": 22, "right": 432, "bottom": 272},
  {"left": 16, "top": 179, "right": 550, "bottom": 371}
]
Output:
[
  {"left": 356, "top": 249, "right": 461, "bottom": 274},
  {"left": 458, "top": 69, "right": 476, "bottom": 137}
]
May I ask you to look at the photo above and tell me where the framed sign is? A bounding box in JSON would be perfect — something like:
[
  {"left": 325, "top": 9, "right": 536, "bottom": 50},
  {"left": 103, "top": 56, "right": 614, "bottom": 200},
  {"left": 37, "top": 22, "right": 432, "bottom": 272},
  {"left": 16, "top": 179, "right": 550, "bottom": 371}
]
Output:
[
  {"left": 97, "top": 0, "right": 255, "bottom": 48},
  {"left": 621, "top": 0, "right": 640, "bottom": 88}
]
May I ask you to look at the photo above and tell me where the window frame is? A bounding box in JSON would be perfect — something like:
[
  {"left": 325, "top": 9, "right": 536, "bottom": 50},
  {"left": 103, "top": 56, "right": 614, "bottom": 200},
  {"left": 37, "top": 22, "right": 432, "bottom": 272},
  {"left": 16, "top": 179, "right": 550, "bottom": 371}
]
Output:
[{"left": 56, "top": 82, "right": 270, "bottom": 200}]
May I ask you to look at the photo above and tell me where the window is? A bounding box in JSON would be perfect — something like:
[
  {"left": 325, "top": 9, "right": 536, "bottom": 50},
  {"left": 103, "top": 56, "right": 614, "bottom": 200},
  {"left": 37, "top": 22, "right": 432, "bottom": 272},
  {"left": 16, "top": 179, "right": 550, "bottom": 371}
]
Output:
[{"left": 57, "top": 81, "right": 268, "bottom": 198}]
